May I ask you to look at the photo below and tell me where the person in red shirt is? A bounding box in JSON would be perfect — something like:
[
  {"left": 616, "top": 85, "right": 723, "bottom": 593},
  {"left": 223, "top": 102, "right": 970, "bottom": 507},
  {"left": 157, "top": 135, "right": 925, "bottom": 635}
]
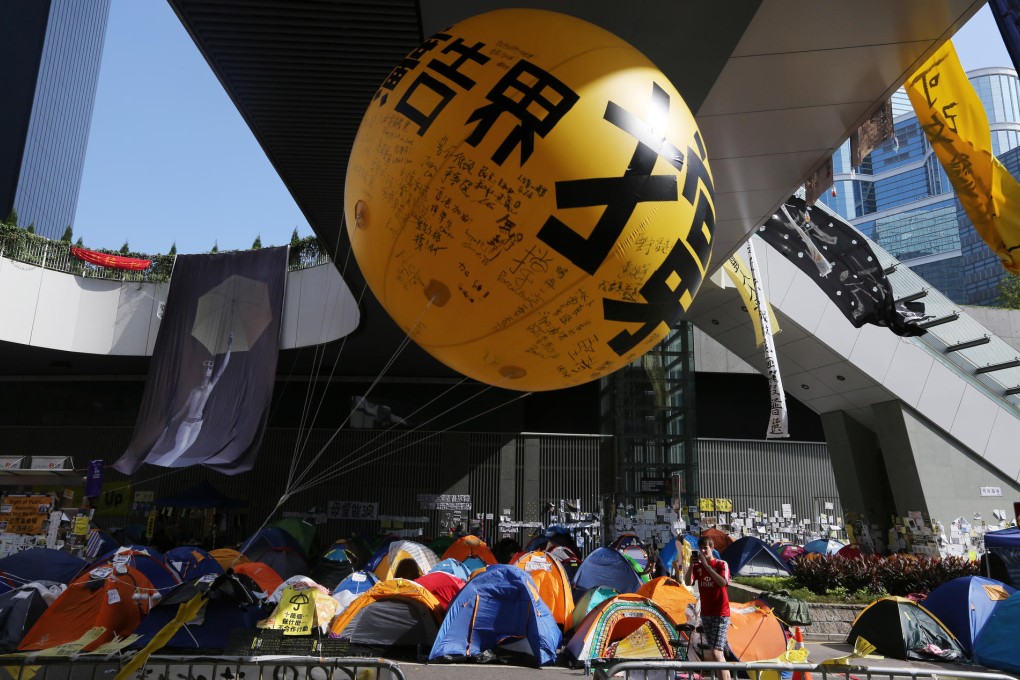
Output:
[{"left": 684, "top": 536, "right": 731, "bottom": 678}]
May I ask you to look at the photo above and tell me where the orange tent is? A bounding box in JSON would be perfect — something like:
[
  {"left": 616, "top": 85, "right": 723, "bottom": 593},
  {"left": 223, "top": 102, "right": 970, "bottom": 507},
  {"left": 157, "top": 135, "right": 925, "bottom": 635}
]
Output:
[
  {"left": 233, "top": 561, "right": 283, "bottom": 595},
  {"left": 700, "top": 528, "right": 733, "bottom": 552},
  {"left": 513, "top": 550, "right": 574, "bottom": 626},
  {"left": 209, "top": 548, "right": 249, "bottom": 571},
  {"left": 329, "top": 578, "right": 443, "bottom": 636},
  {"left": 442, "top": 535, "right": 497, "bottom": 566},
  {"left": 726, "top": 600, "right": 788, "bottom": 661},
  {"left": 19, "top": 566, "right": 156, "bottom": 652},
  {"left": 637, "top": 576, "right": 696, "bottom": 627}
]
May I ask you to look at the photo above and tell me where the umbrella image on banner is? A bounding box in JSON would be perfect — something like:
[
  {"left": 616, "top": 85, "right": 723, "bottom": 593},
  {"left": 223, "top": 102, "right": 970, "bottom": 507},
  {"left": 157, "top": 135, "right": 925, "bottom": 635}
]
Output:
[{"left": 191, "top": 275, "right": 272, "bottom": 354}]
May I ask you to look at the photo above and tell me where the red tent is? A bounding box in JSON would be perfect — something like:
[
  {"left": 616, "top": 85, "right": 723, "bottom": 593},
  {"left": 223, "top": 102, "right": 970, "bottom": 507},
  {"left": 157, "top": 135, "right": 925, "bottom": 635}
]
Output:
[{"left": 414, "top": 571, "right": 465, "bottom": 611}]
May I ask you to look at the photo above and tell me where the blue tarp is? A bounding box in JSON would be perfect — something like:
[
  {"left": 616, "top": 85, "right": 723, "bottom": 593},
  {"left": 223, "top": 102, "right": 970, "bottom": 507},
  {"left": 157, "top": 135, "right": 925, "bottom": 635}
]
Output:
[
  {"left": 430, "top": 564, "right": 561, "bottom": 666},
  {"left": 923, "top": 576, "right": 1015, "bottom": 656},
  {"left": 573, "top": 547, "right": 643, "bottom": 595},
  {"left": 984, "top": 527, "right": 1020, "bottom": 587},
  {"left": 975, "top": 590, "right": 1020, "bottom": 673}
]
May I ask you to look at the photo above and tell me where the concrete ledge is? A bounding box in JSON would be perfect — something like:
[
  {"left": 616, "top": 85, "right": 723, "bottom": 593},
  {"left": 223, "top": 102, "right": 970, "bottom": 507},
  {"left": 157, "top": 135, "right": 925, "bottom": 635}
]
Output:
[{"left": 729, "top": 581, "right": 864, "bottom": 641}]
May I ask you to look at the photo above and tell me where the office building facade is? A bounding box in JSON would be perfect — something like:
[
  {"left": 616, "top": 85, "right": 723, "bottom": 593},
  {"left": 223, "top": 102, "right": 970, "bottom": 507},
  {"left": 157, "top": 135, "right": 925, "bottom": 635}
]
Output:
[
  {"left": 0, "top": 0, "right": 110, "bottom": 239},
  {"left": 821, "top": 67, "right": 1020, "bottom": 306}
]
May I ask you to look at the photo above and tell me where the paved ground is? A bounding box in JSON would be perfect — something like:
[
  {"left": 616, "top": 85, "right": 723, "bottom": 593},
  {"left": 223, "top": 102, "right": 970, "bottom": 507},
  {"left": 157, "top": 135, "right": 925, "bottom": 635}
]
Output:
[{"left": 380, "top": 640, "right": 1016, "bottom": 680}]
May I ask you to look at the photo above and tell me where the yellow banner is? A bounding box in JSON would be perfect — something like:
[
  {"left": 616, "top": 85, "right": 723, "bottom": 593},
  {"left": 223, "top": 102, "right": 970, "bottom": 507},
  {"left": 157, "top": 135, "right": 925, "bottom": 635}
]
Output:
[
  {"left": 270, "top": 586, "right": 316, "bottom": 636},
  {"left": 93, "top": 483, "right": 132, "bottom": 516},
  {"left": 906, "top": 41, "right": 1020, "bottom": 274},
  {"left": 722, "top": 253, "right": 780, "bottom": 346},
  {"left": 698, "top": 498, "right": 715, "bottom": 512},
  {"left": 715, "top": 498, "right": 733, "bottom": 513}
]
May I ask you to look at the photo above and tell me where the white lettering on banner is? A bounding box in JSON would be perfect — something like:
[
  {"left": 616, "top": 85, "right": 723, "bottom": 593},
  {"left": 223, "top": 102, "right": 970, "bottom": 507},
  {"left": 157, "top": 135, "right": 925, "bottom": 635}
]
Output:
[
  {"left": 746, "top": 240, "right": 789, "bottom": 438},
  {"left": 417, "top": 493, "right": 472, "bottom": 511},
  {"left": 327, "top": 501, "right": 378, "bottom": 520}
]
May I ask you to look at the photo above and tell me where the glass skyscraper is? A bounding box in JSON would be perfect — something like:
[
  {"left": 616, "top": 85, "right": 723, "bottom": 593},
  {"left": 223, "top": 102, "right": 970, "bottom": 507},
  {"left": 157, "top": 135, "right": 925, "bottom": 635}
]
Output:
[
  {"left": 820, "top": 67, "right": 1020, "bottom": 306},
  {"left": 0, "top": 0, "right": 110, "bottom": 240}
]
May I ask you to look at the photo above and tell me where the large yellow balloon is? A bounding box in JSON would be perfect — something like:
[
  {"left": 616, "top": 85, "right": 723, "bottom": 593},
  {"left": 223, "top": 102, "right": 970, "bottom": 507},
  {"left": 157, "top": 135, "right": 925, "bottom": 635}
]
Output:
[{"left": 346, "top": 9, "right": 715, "bottom": 391}]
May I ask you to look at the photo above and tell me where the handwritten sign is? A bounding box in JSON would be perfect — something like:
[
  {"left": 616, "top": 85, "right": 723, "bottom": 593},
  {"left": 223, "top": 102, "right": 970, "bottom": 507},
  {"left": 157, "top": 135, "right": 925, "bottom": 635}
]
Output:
[{"left": 0, "top": 495, "right": 52, "bottom": 535}]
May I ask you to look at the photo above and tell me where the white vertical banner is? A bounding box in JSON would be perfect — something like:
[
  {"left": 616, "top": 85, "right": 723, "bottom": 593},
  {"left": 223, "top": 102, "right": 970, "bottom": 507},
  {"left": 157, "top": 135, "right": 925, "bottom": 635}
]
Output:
[{"left": 745, "top": 240, "right": 789, "bottom": 438}]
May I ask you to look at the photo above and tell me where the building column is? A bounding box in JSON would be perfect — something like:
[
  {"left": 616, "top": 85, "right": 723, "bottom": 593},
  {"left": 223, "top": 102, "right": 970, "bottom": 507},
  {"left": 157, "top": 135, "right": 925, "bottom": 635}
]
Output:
[{"left": 821, "top": 410, "right": 896, "bottom": 534}]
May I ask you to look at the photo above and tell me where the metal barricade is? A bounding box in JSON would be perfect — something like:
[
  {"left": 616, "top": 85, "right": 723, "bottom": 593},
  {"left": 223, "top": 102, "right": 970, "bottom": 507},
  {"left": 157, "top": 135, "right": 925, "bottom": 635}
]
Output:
[
  {"left": 593, "top": 660, "right": 1018, "bottom": 680},
  {"left": 0, "top": 655, "right": 406, "bottom": 680}
]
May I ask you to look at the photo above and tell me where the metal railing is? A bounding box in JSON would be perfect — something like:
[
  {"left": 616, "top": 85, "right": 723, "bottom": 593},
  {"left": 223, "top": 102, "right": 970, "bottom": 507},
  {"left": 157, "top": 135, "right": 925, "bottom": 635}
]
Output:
[
  {"left": 593, "top": 660, "right": 1017, "bottom": 680},
  {"left": 0, "top": 656, "right": 406, "bottom": 680},
  {"left": 0, "top": 235, "right": 333, "bottom": 284}
]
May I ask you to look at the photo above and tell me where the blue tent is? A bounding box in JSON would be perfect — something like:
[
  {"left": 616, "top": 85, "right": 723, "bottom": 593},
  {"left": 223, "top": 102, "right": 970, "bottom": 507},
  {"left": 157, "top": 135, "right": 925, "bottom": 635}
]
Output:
[
  {"left": 803, "top": 538, "right": 845, "bottom": 555},
  {"left": 0, "top": 549, "right": 86, "bottom": 594},
  {"left": 90, "top": 546, "right": 181, "bottom": 593},
  {"left": 922, "top": 576, "right": 1015, "bottom": 656},
  {"left": 163, "top": 546, "right": 224, "bottom": 582},
  {"left": 722, "top": 536, "right": 790, "bottom": 577},
  {"left": 430, "top": 558, "right": 472, "bottom": 581},
  {"left": 984, "top": 527, "right": 1020, "bottom": 587},
  {"left": 573, "top": 547, "right": 643, "bottom": 596},
  {"left": 430, "top": 564, "right": 561, "bottom": 666},
  {"left": 975, "top": 590, "right": 1020, "bottom": 673},
  {"left": 365, "top": 535, "right": 402, "bottom": 572},
  {"left": 332, "top": 570, "right": 379, "bottom": 598},
  {"left": 240, "top": 528, "right": 308, "bottom": 579},
  {"left": 131, "top": 573, "right": 269, "bottom": 651},
  {"left": 657, "top": 537, "right": 719, "bottom": 576}
]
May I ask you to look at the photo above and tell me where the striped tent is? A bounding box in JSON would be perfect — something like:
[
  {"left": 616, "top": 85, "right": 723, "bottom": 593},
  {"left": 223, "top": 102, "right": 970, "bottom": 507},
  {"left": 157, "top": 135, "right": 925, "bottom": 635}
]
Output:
[{"left": 566, "top": 594, "right": 680, "bottom": 663}]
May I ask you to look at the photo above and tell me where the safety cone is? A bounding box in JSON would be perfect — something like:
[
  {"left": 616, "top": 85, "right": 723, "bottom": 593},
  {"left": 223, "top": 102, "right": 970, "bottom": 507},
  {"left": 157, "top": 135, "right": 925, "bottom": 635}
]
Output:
[{"left": 791, "top": 627, "right": 813, "bottom": 680}]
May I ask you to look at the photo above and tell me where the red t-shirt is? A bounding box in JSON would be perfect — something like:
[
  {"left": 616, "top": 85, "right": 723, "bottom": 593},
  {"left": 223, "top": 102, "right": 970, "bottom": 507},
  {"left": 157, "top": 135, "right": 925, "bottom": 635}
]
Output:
[{"left": 692, "top": 558, "right": 730, "bottom": 616}]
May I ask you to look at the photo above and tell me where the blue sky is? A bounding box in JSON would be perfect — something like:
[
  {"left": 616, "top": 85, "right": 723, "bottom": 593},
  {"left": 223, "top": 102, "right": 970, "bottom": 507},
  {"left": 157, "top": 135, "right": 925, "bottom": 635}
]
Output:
[{"left": 73, "top": 2, "right": 1012, "bottom": 256}]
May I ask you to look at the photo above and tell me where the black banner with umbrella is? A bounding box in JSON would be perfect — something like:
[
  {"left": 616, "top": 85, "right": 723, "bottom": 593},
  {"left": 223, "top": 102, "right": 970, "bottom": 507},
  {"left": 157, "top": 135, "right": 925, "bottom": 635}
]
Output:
[
  {"left": 114, "top": 247, "right": 288, "bottom": 475},
  {"left": 756, "top": 197, "right": 928, "bottom": 337}
]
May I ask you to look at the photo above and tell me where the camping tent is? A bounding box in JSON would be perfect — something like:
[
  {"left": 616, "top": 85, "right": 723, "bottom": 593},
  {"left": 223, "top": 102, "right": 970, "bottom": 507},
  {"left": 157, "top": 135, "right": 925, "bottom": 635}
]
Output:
[
  {"left": 311, "top": 543, "right": 355, "bottom": 591},
  {"left": 573, "top": 547, "right": 644, "bottom": 596},
  {"left": 332, "top": 570, "right": 379, "bottom": 598},
  {"left": 241, "top": 528, "right": 308, "bottom": 580},
  {"left": 232, "top": 561, "right": 283, "bottom": 596},
  {"left": 922, "top": 575, "right": 1015, "bottom": 656},
  {"left": 0, "top": 582, "right": 60, "bottom": 652},
  {"left": 847, "top": 596, "right": 965, "bottom": 661},
  {"left": 90, "top": 546, "right": 181, "bottom": 593},
  {"left": 571, "top": 586, "right": 618, "bottom": 632},
  {"left": 19, "top": 565, "right": 156, "bottom": 652},
  {"left": 974, "top": 590, "right": 1020, "bottom": 673},
  {"left": 374, "top": 540, "right": 439, "bottom": 580},
  {"left": 443, "top": 535, "right": 497, "bottom": 571},
  {"left": 524, "top": 526, "right": 581, "bottom": 557},
  {"left": 513, "top": 550, "right": 575, "bottom": 627},
  {"left": 273, "top": 517, "right": 318, "bottom": 556},
  {"left": 131, "top": 572, "right": 269, "bottom": 652},
  {"left": 803, "top": 538, "right": 845, "bottom": 556},
  {"left": 430, "top": 564, "right": 562, "bottom": 666},
  {"left": 330, "top": 578, "right": 443, "bottom": 653},
  {"left": 209, "top": 548, "right": 249, "bottom": 571},
  {"left": 163, "top": 546, "right": 224, "bottom": 582},
  {"left": 414, "top": 571, "right": 465, "bottom": 610},
  {"left": 637, "top": 577, "right": 696, "bottom": 627},
  {"left": 565, "top": 594, "right": 680, "bottom": 664},
  {"left": 430, "top": 558, "right": 472, "bottom": 581},
  {"left": 725, "top": 601, "right": 789, "bottom": 661},
  {"left": 984, "top": 528, "right": 1020, "bottom": 587},
  {"left": 722, "top": 537, "right": 790, "bottom": 577},
  {"left": 700, "top": 528, "right": 733, "bottom": 552},
  {"left": 0, "top": 549, "right": 86, "bottom": 594}
]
